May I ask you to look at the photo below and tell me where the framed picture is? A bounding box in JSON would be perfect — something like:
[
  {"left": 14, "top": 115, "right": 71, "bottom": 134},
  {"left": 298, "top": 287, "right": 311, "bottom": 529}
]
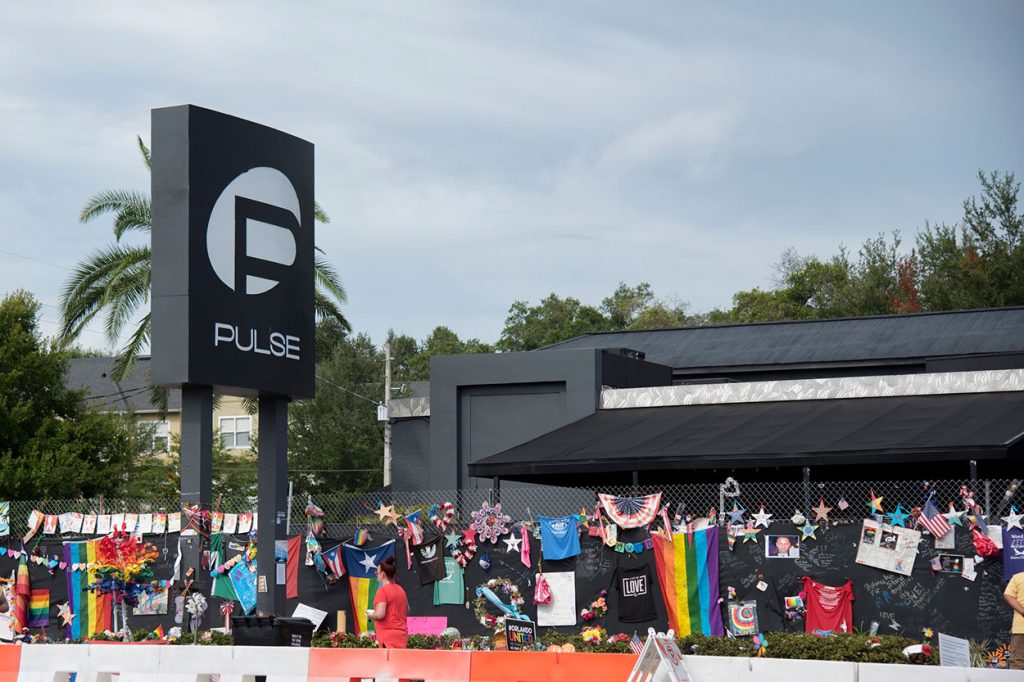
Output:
[{"left": 765, "top": 534, "right": 800, "bottom": 558}]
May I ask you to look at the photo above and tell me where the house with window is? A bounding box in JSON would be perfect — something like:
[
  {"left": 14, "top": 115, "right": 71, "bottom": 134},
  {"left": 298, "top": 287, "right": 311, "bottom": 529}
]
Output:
[{"left": 66, "top": 356, "right": 256, "bottom": 453}]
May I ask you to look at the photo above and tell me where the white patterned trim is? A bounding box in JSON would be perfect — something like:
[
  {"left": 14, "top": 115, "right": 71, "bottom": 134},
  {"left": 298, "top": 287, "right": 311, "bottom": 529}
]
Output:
[{"left": 600, "top": 368, "right": 1024, "bottom": 409}]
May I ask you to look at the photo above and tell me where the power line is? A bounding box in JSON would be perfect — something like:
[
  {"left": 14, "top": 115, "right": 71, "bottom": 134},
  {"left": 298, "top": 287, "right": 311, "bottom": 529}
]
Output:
[
  {"left": 315, "top": 374, "right": 380, "bottom": 406},
  {"left": 0, "top": 247, "right": 74, "bottom": 271}
]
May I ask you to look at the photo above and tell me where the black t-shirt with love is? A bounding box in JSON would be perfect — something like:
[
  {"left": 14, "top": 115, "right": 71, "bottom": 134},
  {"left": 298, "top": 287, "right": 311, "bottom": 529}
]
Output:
[{"left": 613, "top": 563, "right": 657, "bottom": 623}]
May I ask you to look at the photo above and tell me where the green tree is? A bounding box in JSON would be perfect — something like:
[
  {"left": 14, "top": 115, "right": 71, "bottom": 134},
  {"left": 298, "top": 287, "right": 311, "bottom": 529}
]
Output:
[
  {"left": 288, "top": 333, "right": 385, "bottom": 497},
  {"left": 122, "top": 431, "right": 257, "bottom": 502},
  {"left": 497, "top": 294, "right": 612, "bottom": 351},
  {"left": 0, "top": 290, "right": 139, "bottom": 498},
  {"left": 58, "top": 136, "right": 350, "bottom": 382},
  {"left": 917, "top": 170, "right": 1023, "bottom": 309}
]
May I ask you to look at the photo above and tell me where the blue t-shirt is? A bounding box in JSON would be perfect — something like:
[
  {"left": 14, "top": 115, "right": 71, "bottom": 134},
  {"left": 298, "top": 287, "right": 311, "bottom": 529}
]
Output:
[{"left": 539, "top": 515, "right": 581, "bottom": 560}]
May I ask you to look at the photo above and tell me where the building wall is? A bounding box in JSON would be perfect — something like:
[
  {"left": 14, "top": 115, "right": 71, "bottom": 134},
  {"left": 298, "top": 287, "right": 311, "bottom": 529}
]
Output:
[{"left": 133, "top": 395, "right": 258, "bottom": 452}]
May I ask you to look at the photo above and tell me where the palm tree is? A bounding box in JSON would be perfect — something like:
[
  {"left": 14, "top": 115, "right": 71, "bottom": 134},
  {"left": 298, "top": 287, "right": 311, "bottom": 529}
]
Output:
[{"left": 59, "top": 136, "right": 350, "bottom": 381}]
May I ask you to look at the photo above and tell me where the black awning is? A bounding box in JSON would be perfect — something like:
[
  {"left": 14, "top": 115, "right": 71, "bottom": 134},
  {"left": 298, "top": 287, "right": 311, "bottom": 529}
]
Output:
[{"left": 468, "top": 392, "right": 1024, "bottom": 479}]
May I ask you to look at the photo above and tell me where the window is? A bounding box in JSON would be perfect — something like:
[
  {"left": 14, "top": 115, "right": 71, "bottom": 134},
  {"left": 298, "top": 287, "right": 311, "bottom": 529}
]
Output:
[
  {"left": 140, "top": 420, "right": 170, "bottom": 452},
  {"left": 220, "top": 416, "right": 252, "bottom": 449}
]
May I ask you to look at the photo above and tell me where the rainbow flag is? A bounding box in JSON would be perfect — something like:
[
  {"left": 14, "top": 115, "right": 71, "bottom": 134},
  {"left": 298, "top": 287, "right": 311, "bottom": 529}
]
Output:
[
  {"left": 64, "top": 540, "right": 112, "bottom": 639},
  {"left": 347, "top": 576, "right": 380, "bottom": 635},
  {"left": 27, "top": 589, "right": 49, "bottom": 627},
  {"left": 652, "top": 526, "right": 724, "bottom": 637},
  {"left": 342, "top": 540, "right": 395, "bottom": 635},
  {"left": 13, "top": 551, "right": 29, "bottom": 633}
]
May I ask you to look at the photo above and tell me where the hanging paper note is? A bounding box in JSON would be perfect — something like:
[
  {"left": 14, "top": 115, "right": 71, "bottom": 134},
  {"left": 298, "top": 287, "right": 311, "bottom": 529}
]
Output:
[
  {"left": 167, "top": 513, "right": 182, "bottom": 534},
  {"left": 0, "top": 502, "right": 8, "bottom": 537},
  {"left": 854, "top": 518, "right": 920, "bottom": 576},
  {"left": 152, "top": 513, "right": 166, "bottom": 534},
  {"left": 25, "top": 509, "right": 44, "bottom": 542},
  {"left": 58, "top": 513, "right": 75, "bottom": 534},
  {"left": 96, "top": 515, "right": 112, "bottom": 535},
  {"left": 43, "top": 515, "right": 58, "bottom": 535},
  {"left": 212, "top": 512, "right": 224, "bottom": 533},
  {"left": 110, "top": 513, "right": 125, "bottom": 531},
  {"left": 124, "top": 513, "right": 138, "bottom": 533},
  {"left": 133, "top": 583, "right": 169, "bottom": 616},
  {"left": 82, "top": 514, "right": 97, "bottom": 535},
  {"left": 536, "top": 571, "right": 576, "bottom": 626},
  {"left": 137, "top": 514, "right": 153, "bottom": 535},
  {"left": 238, "top": 513, "right": 253, "bottom": 534},
  {"left": 223, "top": 513, "right": 238, "bottom": 534}
]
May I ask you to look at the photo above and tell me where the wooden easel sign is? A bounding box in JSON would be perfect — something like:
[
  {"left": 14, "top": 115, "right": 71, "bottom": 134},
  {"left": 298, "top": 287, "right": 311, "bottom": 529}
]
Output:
[{"left": 626, "top": 628, "right": 691, "bottom": 682}]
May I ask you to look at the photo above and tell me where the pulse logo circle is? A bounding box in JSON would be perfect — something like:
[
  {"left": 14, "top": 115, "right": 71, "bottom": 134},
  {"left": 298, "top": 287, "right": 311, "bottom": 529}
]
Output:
[{"left": 206, "top": 167, "right": 301, "bottom": 294}]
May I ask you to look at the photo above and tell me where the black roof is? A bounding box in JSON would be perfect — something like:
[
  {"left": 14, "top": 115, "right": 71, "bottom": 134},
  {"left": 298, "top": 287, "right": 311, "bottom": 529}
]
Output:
[
  {"left": 468, "top": 392, "right": 1024, "bottom": 479},
  {"left": 542, "top": 307, "right": 1024, "bottom": 371},
  {"left": 65, "top": 356, "right": 180, "bottom": 412}
]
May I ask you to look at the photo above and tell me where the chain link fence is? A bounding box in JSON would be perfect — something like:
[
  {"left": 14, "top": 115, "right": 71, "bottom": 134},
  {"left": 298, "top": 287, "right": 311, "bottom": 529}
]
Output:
[{"left": 11, "top": 478, "right": 1018, "bottom": 539}]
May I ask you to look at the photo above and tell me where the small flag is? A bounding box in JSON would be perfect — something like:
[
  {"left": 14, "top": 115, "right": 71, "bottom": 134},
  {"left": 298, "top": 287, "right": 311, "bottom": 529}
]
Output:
[
  {"left": 27, "top": 589, "right": 49, "bottom": 627},
  {"left": 322, "top": 544, "right": 345, "bottom": 579},
  {"left": 404, "top": 510, "right": 424, "bottom": 544},
  {"left": 152, "top": 625, "right": 165, "bottom": 639},
  {"left": 917, "top": 498, "right": 952, "bottom": 538},
  {"left": 930, "top": 557, "right": 942, "bottom": 572},
  {"left": 353, "top": 529, "right": 369, "bottom": 546},
  {"left": 630, "top": 632, "right": 644, "bottom": 655}
]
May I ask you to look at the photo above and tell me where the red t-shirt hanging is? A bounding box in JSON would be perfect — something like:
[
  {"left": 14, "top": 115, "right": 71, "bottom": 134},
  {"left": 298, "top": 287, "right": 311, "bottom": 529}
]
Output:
[{"left": 801, "top": 577, "right": 854, "bottom": 636}]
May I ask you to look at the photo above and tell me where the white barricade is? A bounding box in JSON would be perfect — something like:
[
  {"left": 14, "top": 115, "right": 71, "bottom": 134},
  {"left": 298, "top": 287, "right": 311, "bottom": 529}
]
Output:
[{"left": 17, "top": 645, "right": 310, "bottom": 682}]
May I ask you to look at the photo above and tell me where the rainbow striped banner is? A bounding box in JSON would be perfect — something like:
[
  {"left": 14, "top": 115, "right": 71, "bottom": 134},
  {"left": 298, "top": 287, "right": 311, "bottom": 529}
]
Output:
[
  {"left": 63, "top": 540, "right": 112, "bottom": 639},
  {"left": 651, "top": 526, "right": 725, "bottom": 637},
  {"left": 27, "top": 589, "right": 49, "bottom": 627},
  {"left": 347, "top": 576, "right": 380, "bottom": 635}
]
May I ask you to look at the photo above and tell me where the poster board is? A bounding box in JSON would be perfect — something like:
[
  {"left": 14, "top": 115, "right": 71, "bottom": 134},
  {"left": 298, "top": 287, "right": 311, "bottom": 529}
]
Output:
[
  {"left": 854, "top": 519, "right": 920, "bottom": 576},
  {"left": 536, "top": 571, "right": 576, "bottom": 626},
  {"left": 229, "top": 561, "right": 258, "bottom": 614}
]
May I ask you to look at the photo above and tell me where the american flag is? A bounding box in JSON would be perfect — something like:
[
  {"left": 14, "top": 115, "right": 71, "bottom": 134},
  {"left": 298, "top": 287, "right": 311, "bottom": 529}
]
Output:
[
  {"left": 322, "top": 544, "right": 345, "bottom": 579},
  {"left": 917, "top": 498, "right": 951, "bottom": 538},
  {"left": 630, "top": 632, "right": 644, "bottom": 655}
]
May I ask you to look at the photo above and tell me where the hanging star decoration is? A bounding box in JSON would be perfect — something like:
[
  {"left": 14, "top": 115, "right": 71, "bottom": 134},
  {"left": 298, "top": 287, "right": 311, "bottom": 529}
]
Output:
[
  {"left": 741, "top": 522, "right": 762, "bottom": 543},
  {"left": 800, "top": 522, "right": 818, "bottom": 541},
  {"left": 57, "top": 601, "right": 75, "bottom": 627},
  {"left": 888, "top": 504, "right": 910, "bottom": 528},
  {"left": 1002, "top": 506, "right": 1024, "bottom": 531},
  {"left": 866, "top": 490, "right": 884, "bottom": 514},
  {"left": 503, "top": 533, "right": 522, "bottom": 554},
  {"left": 751, "top": 505, "right": 773, "bottom": 529},
  {"left": 726, "top": 502, "right": 747, "bottom": 525},
  {"left": 445, "top": 530, "right": 462, "bottom": 550},
  {"left": 944, "top": 502, "right": 965, "bottom": 527},
  {"left": 812, "top": 498, "right": 832, "bottom": 523},
  {"left": 374, "top": 504, "right": 400, "bottom": 527},
  {"left": 462, "top": 527, "right": 479, "bottom": 545}
]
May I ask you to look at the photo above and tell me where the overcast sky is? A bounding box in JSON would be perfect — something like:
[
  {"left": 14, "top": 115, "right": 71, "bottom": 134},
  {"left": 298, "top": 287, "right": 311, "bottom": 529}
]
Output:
[{"left": 1, "top": 1, "right": 1021, "bottom": 352}]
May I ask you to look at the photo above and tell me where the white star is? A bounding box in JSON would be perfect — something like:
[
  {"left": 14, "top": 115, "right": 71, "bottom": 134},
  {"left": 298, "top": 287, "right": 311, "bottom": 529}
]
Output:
[
  {"left": 943, "top": 508, "right": 965, "bottom": 526},
  {"left": 359, "top": 552, "right": 378, "bottom": 574},
  {"left": 503, "top": 534, "right": 522, "bottom": 554},
  {"left": 752, "top": 506, "right": 773, "bottom": 529},
  {"left": 1002, "top": 507, "right": 1023, "bottom": 530}
]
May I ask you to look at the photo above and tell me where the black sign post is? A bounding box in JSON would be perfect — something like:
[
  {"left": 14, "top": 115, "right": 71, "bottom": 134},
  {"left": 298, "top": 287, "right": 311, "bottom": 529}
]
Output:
[{"left": 151, "top": 104, "right": 315, "bottom": 618}]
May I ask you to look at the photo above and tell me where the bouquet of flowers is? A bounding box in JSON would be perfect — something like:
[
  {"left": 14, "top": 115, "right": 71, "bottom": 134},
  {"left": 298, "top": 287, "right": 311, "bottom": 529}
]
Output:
[
  {"left": 580, "top": 626, "right": 608, "bottom": 644},
  {"left": 580, "top": 590, "right": 608, "bottom": 621}
]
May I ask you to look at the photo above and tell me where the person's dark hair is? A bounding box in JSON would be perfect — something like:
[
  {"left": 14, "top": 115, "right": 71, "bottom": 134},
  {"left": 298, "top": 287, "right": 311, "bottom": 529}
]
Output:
[{"left": 379, "top": 556, "right": 398, "bottom": 580}]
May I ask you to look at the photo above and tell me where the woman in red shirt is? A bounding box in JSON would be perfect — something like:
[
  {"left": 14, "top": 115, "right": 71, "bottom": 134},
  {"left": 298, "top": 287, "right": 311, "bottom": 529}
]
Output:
[{"left": 366, "top": 556, "right": 409, "bottom": 648}]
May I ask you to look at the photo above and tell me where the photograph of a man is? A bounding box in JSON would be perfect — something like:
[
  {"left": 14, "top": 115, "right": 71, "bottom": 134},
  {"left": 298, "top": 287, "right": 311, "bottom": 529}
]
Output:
[{"left": 766, "top": 534, "right": 800, "bottom": 558}]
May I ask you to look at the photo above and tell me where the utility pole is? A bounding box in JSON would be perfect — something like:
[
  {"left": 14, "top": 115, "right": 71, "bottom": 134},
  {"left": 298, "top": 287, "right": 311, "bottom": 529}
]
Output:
[{"left": 383, "top": 341, "right": 392, "bottom": 487}]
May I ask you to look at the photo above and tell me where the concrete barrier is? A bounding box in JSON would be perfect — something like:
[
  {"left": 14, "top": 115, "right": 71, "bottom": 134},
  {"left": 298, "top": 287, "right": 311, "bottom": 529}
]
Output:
[{"left": 3, "top": 644, "right": 1022, "bottom": 682}]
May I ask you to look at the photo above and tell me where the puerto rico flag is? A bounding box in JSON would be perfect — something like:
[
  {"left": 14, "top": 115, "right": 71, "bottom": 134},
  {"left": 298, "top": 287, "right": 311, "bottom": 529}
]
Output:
[{"left": 322, "top": 544, "right": 345, "bottom": 579}]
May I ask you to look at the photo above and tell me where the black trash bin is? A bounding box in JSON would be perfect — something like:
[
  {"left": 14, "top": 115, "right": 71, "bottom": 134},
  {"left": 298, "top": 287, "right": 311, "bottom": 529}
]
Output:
[{"left": 232, "top": 615, "right": 314, "bottom": 647}]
